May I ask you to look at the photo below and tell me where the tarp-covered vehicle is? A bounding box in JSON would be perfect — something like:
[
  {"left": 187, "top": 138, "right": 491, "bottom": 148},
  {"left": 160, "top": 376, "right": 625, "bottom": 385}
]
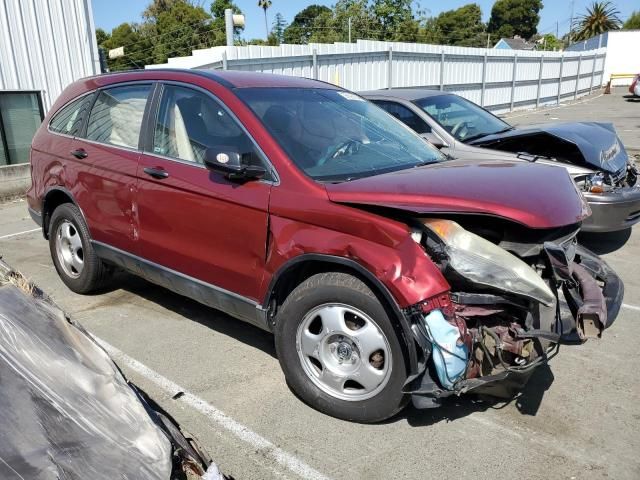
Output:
[
  {"left": 0, "top": 259, "right": 228, "bottom": 480},
  {"left": 364, "top": 89, "right": 640, "bottom": 232}
]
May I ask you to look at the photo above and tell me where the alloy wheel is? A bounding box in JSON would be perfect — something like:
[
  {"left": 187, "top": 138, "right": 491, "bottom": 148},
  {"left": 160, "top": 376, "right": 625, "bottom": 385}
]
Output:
[
  {"left": 55, "top": 220, "right": 84, "bottom": 278},
  {"left": 296, "top": 303, "right": 392, "bottom": 401}
]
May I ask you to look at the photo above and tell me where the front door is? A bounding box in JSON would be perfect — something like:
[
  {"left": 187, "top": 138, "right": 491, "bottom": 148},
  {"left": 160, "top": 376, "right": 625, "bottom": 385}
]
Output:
[{"left": 136, "top": 83, "right": 272, "bottom": 306}]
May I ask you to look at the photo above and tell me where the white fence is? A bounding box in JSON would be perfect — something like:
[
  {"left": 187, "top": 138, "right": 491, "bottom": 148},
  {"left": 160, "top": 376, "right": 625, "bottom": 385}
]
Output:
[
  {"left": 147, "top": 39, "right": 607, "bottom": 113},
  {"left": 567, "top": 30, "right": 640, "bottom": 86}
]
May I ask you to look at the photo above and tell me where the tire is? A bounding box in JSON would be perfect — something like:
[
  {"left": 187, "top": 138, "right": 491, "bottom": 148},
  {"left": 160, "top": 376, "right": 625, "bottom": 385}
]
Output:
[
  {"left": 48, "top": 203, "right": 111, "bottom": 294},
  {"left": 275, "top": 272, "right": 408, "bottom": 423}
]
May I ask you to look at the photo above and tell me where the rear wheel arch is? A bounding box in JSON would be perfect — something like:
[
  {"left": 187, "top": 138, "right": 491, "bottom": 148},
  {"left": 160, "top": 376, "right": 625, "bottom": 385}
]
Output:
[
  {"left": 42, "top": 188, "right": 87, "bottom": 239},
  {"left": 264, "top": 254, "right": 419, "bottom": 377}
]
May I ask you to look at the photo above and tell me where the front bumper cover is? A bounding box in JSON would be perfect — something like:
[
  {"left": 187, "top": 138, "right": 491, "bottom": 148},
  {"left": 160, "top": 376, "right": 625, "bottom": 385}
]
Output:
[
  {"left": 582, "top": 186, "right": 640, "bottom": 232},
  {"left": 405, "top": 245, "right": 624, "bottom": 408}
]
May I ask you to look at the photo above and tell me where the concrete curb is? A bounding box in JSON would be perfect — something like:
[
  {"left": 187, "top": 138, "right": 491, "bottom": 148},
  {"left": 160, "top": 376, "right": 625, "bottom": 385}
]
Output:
[{"left": 0, "top": 164, "right": 30, "bottom": 200}]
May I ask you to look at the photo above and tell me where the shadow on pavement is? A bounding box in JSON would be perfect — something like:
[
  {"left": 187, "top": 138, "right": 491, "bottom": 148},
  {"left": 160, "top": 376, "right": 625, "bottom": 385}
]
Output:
[
  {"left": 397, "top": 364, "right": 555, "bottom": 427},
  {"left": 623, "top": 95, "right": 640, "bottom": 102},
  {"left": 94, "top": 270, "right": 558, "bottom": 425},
  {"left": 114, "top": 271, "right": 277, "bottom": 358},
  {"left": 578, "top": 228, "right": 632, "bottom": 255}
]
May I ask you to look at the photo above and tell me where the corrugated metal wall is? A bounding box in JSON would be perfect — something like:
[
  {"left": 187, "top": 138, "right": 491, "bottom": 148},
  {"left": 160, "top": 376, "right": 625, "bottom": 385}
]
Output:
[
  {"left": 149, "top": 39, "right": 606, "bottom": 114},
  {"left": 0, "top": 0, "right": 100, "bottom": 111}
]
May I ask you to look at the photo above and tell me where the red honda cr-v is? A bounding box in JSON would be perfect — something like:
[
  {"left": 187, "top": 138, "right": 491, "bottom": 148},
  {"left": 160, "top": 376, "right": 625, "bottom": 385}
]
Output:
[{"left": 28, "top": 70, "right": 623, "bottom": 423}]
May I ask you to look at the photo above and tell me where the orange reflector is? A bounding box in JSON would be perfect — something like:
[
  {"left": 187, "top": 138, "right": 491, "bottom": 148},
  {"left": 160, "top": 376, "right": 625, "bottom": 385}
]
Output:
[{"left": 590, "top": 185, "right": 605, "bottom": 193}]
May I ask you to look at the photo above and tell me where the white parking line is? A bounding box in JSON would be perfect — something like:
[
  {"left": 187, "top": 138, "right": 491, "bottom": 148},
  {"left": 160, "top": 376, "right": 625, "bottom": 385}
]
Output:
[
  {"left": 96, "top": 338, "right": 332, "bottom": 480},
  {"left": 623, "top": 303, "right": 640, "bottom": 312},
  {"left": 0, "top": 228, "right": 40, "bottom": 240}
]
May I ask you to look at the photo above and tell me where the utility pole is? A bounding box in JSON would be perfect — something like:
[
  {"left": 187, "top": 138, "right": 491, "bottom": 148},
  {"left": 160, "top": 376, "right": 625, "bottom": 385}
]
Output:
[
  {"left": 348, "top": 17, "right": 352, "bottom": 43},
  {"left": 556, "top": 21, "right": 559, "bottom": 39},
  {"left": 224, "top": 9, "right": 245, "bottom": 47},
  {"left": 486, "top": 33, "right": 490, "bottom": 49},
  {"left": 568, "top": 0, "right": 575, "bottom": 44},
  {"left": 225, "top": 8, "right": 233, "bottom": 47}
]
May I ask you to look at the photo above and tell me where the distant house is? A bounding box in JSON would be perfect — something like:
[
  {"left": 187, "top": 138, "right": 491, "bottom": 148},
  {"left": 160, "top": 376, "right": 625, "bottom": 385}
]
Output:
[{"left": 494, "top": 35, "right": 536, "bottom": 50}]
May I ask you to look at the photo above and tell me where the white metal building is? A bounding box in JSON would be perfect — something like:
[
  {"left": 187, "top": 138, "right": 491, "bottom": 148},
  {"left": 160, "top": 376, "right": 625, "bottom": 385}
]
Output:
[{"left": 0, "top": 0, "right": 99, "bottom": 175}]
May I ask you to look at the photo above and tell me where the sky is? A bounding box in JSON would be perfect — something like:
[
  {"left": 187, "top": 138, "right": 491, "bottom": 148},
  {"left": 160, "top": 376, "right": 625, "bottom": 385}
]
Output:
[{"left": 92, "top": 0, "right": 639, "bottom": 41}]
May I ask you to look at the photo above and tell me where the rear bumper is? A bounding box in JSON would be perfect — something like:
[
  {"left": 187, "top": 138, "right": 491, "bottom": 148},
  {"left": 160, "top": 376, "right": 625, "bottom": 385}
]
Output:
[{"left": 581, "top": 187, "right": 640, "bottom": 232}]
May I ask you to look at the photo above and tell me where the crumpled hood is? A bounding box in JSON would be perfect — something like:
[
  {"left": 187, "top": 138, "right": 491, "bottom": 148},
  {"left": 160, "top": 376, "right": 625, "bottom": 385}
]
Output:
[
  {"left": 326, "top": 159, "right": 590, "bottom": 229},
  {"left": 469, "top": 122, "right": 628, "bottom": 173}
]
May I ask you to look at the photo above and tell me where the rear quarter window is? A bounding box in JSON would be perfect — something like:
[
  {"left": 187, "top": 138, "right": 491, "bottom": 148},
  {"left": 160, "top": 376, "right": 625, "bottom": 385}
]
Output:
[
  {"left": 49, "top": 93, "right": 95, "bottom": 136},
  {"left": 86, "top": 85, "right": 151, "bottom": 149}
]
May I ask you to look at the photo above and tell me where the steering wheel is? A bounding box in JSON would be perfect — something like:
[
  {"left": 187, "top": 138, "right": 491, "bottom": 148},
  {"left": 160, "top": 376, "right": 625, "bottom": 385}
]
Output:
[
  {"left": 451, "top": 121, "right": 472, "bottom": 138},
  {"left": 318, "top": 139, "right": 361, "bottom": 166}
]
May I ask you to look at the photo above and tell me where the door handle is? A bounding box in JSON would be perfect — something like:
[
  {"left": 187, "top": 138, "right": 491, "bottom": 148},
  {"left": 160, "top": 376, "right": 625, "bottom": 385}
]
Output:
[
  {"left": 143, "top": 167, "right": 169, "bottom": 179},
  {"left": 70, "top": 149, "right": 88, "bottom": 159}
]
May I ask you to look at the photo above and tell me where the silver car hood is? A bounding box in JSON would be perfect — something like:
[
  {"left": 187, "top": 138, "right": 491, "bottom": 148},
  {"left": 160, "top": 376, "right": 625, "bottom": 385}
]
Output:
[{"left": 469, "top": 122, "right": 628, "bottom": 174}]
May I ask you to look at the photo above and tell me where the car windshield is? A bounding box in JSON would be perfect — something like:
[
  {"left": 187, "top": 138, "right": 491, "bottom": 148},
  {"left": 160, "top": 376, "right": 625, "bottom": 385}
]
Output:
[
  {"left": 414, "top": 94, "right": 512, "bottom": 143},
  {"left": 236, "top": 88, "right": 444, "bottom": 182}
]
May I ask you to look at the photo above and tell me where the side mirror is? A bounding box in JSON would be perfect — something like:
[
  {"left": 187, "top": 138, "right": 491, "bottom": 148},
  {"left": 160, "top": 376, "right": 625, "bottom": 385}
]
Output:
[
  {"left": 204, "top": 148, "right": 266, "bottom": 181},
  {"left": 421, "top": 132, "right": 446, "bottom": 149}
]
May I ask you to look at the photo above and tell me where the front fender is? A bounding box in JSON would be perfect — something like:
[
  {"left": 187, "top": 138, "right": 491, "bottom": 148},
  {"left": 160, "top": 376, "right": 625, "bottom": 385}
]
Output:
[{"left": 263, "top": 216, "right": 449, "bottom": 309}]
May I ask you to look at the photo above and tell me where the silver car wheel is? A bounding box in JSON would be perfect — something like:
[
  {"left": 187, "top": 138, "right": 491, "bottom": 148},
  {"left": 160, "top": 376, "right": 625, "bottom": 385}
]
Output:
[
  {"left": 55, "top": 220, "right": 84, "bottom": 278},
  {"left": 296, "top": 303, "right": 392, "bottom": 401}
]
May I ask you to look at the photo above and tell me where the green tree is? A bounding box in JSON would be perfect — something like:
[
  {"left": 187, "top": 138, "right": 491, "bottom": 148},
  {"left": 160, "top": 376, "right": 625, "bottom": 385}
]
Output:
[
  {"left": 372, "top": 0, "right": 419, "bottom": 41},
  {"left": 102, "top": 22, "right": 150, "bottom": 71},
  {"left": 307, "top": 9, "right": 340, "bottom": 43},
  {"left": 623, "top": 11, "right": 640, "bottom": 29},
  {"left": 488, "top": 0, "right": 542, "bottom": 40},
  {"left": 258, "top": 0, "right": 272, "bottom": 39},
  {"left": 574, "top": 1, "right": 622, "bottom": 41},
  {"left": 142, "top": 0, "right": 182, "bottom": 20},
  {"left": 271, "top": 13, "right": 287, "bottom": 44},
  {"left": 283, "top": 4, "right": 332, "bottom": 44},
  {"left": 145, "top": 1, "right": 214, "bottom": 65},
  {"left": 332, "top": 0, "right": 380, "bottom": 42},
  {"left": 536, "top": 33, "right": 564, "bottom": 51},
  {"left": 425, "top": 4, "right": 486, "bottom": 47},
  {"left": 95, "top": 28, "right": 110, "bottom": 47}
]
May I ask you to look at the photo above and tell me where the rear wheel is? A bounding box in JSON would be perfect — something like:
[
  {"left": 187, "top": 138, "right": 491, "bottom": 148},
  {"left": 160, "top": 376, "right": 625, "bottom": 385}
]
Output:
[
  {"left": 275, "top": 272, "right": 408, "bottom": 423},
  {"left": 49, "top": 203, "right": 111, "bottom": 294}
]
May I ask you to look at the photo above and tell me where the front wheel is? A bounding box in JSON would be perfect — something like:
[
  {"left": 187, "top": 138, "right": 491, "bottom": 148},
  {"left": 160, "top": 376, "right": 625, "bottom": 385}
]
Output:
[{"left": 275, "top": 272, "right": 408, "bottom": 423}]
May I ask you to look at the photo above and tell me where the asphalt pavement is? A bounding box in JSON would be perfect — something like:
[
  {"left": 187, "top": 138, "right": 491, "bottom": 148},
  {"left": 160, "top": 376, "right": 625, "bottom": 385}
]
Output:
[{"left": 1, "top": 91, "right": 639, "bottom": 480}]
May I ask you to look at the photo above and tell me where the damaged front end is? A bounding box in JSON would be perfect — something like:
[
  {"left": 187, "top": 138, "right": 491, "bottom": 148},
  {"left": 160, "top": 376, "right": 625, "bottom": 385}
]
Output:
[
  {"left": 402, "top": 217, "right": 623, "bottom": 408},
  {"left": 574, "top": 160, "right": 640, "bottom": 232}
]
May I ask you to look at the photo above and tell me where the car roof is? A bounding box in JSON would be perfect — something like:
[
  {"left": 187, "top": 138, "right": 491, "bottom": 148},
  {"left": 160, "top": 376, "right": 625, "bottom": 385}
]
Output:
[
  {"left": 88, "top": 68, "right": 339, "bottom": 90},
  {"left": 359, "top": 89, "right": 450, "bottom": 101}
]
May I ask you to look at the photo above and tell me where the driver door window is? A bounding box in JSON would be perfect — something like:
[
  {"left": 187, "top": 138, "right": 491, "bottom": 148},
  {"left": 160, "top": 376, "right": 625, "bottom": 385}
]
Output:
[
  {"left": 373, "top": 100, "right": 431, "bottom": 134},
  {"left": 153, "top": 85, "right": 265, "bottom": 172}
]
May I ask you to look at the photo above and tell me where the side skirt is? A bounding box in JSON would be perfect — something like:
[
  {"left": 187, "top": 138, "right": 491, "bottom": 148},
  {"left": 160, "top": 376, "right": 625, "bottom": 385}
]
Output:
[{"left": 92, "top": 241, "right": 270, "bottom": 331}]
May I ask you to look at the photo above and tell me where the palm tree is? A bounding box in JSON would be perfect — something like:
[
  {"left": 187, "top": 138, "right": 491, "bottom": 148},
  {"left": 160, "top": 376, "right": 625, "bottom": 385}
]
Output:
[
  {"left": 574, "top": 1, "right": 622, "bottom": 41},
  {"left": 258, "top": 0, "right": 272, "bottom": 40}
]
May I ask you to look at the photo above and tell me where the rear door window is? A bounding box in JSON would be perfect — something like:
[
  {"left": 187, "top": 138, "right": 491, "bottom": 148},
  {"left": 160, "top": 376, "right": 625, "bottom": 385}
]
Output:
[
  {"left": 86, "top": 85, "right": 151, "bottom": 149},
  {"left": 49, "top": 93, "right": 94, "bottom": 137},
  {"left": 373, "top": 100, "right": 431, "bottom": 134}
]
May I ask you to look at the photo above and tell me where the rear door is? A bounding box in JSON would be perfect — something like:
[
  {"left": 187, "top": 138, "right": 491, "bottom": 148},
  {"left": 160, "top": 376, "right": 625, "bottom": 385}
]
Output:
[
  {"left": 136, "top": 83, "right": 273, "bottom": 303},
  {"left": 70, "top": 83, "right": 153, "bottom": 253}
]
